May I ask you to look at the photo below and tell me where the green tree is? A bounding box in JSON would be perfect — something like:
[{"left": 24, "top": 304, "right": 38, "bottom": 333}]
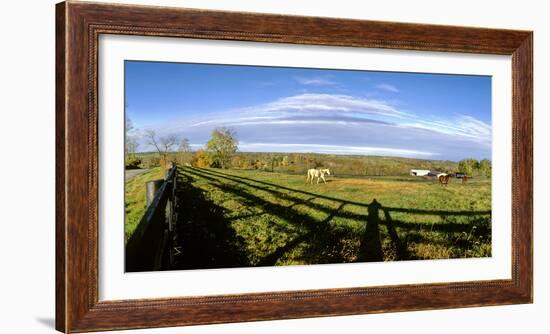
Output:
[
  {"left": 458, "top": 158, "right": 480, "bottom": 176},
  {"left": 479, "top": 159, "right": 492, "bottom": 177},
  {"left": 206, "top": 127, "right": 238, "bottom": 169}
]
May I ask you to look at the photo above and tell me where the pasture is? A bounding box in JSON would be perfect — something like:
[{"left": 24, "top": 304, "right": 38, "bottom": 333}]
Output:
[
  {"left": 170, "top": 167, "right": 491, "bottom": 269},
  {"left": 124, "top": 167, "right": 165, "bottom": 242}
]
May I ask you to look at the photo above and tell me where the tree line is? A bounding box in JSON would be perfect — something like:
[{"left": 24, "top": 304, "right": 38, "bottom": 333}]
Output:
[
  {"left": 125, "top": 120, "right": 238, "bottom": 170},
  {"left": 458, "top": 158, "right": 492, "bottom": 177}
]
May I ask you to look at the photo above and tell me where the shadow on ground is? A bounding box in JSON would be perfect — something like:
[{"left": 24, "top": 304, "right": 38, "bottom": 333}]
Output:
[
  {"left": 171, "top": 171, "right": 249, "bottom": 270},
  {"left": 171, "top": 167, "right": 491, "bottom": 269}
]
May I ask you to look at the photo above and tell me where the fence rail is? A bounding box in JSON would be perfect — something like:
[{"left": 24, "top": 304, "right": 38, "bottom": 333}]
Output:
[{"left": 125, "top": 164, "right": 177, "bottom": 272}]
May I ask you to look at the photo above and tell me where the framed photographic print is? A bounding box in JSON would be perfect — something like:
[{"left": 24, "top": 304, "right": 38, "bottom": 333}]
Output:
[{"left": 56, "top": 1, "right": 532, "bottom": 332}]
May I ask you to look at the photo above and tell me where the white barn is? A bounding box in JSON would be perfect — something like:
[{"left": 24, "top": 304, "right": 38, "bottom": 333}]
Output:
[{"left": 410, "top": 169, "right": 432, "bottom": 176}]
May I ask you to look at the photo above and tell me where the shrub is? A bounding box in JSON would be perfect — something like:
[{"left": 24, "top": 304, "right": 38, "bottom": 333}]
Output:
[
  {"left": 191, "top": 150, "right": 211, "bottom": 168},
  {"left": 125, "top": 157, "right": 141, "bottom": 169}
]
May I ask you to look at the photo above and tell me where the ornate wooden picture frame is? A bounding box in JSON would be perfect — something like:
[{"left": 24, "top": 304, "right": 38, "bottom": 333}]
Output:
[{"left": 56, "top": 1, "right": 532, "bottom": 332}]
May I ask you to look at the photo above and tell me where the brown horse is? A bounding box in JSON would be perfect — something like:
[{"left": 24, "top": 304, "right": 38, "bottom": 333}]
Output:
[
  {"left": 462, "top": 175, "right": 470, "bottom": 184},
  {"left": 438, "top": 174, "right": 450, "bottom": 186}
]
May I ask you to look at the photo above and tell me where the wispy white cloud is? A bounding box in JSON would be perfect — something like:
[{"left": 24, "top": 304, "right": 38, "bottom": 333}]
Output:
[
  {"left": 189, "top": 116, "right": 282, "bottom": 127},
  {"left": 247, "top": 93, "right": 405, "bottom": 117},
  {"left": 181, "top": 93, "right": 406, "bottom": 129},
  {"left": 294, "top": 76, "right": 337, "bottom": 86},
  {"left": 376, "top": 83, "right": 399, "bottom": 93},
  {"left": 401, "top": 115, "right": 491, "bottom": 144},
  {"left": 239, "top": 142, "right": 437, "bottom": 157},
  {"left": 139, "top": 92, "right": 491, "bottom": 160}
]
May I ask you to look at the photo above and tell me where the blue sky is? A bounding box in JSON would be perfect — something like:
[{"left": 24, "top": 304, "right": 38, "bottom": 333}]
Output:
[{"left": 125, "top": 61, "right": 492, "bottom": 161}]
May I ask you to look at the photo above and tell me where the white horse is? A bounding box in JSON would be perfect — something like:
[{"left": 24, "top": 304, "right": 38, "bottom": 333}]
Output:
[{"left": 306, "top": 168, "right": 331, "bottom": 184}]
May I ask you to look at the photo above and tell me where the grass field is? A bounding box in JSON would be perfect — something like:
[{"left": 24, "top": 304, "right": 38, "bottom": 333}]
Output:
[
  {"left": 171, "top": 167, "right": 491, "bottom": 269},
  {"left": 124, "top": 167, "right": 164, "bottom": 242}
]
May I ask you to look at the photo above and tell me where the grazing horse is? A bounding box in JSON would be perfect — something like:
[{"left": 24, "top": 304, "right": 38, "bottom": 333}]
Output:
[
  {"left": 462, "top": 175, "right": 470, "bottom": 184},
  {"left": 437, "top": 173, "right": 450, "bottom": 186},
  {"left": 306, "top": 168, "right": 331, "bottom": 184}
]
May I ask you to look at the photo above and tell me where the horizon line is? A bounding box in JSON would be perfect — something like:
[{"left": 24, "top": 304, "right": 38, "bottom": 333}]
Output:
[{"left": 131, "top": 149, "right": 490, "bottom": 163}]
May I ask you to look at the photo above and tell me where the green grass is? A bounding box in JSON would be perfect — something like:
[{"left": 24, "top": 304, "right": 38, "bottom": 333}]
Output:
[
  {"left": 124, "top": 167, "right": 165, "bottom": 242},
  {"left": 173, "top": 167, "right": 491, "bottom": 269}
]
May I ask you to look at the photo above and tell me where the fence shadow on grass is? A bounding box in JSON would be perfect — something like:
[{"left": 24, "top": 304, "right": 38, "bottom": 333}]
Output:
[
  {"left": 171, "top": 171, "right": 249, "bottom": 270},
  {"left": 171, "top": 167, "right": 491, "bottom": 269}
]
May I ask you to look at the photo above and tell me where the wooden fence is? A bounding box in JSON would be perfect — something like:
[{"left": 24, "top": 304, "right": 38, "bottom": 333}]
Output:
[{"left": 125, "top": 164, "right": 178, "bottom": 272}]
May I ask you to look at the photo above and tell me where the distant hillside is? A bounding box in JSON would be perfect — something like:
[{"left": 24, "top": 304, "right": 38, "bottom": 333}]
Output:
[
  {"left": 133, "top": 151, "right": 466, "bottom": 176},
  {"left": 229, "top": 152, "right": 459, "bottom": 176}
]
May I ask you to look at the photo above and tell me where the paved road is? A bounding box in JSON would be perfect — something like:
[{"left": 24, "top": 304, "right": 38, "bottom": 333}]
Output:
[{"left": 125, "top": 168, "right": 150, "bottom": 182}]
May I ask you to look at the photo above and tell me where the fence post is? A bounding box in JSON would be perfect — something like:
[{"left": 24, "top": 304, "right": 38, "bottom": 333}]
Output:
[
  {"left": 127, "top": 165, "right": 179, "bottom": 272},
  {"left": 171, "top": 165, "right": 178, "bottom": 266},
  {"left": 145, "top": 180, "right": 164, "bottom": 206},
  {"left": 165, "top": 164, "right": 177, "bottom": 267},
  {"left": 161, "top": 179, "right": 173, "bottom": 269},
  {"left": 165, "top": 165, "right": 176, "bottom": 232}
]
